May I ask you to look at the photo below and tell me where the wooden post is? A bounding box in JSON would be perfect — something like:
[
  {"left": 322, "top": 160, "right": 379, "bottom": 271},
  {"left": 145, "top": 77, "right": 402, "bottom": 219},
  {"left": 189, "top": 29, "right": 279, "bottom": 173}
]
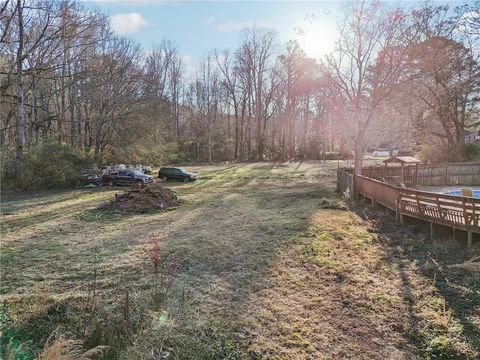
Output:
[
  {"left": 352, "top": 174, "right": 358, "bottom": 201},
  {"left": 396, "top": 194, "right": 401, "bottom": 223},
  {"left": 430, "top": 221, "right": 434, "bottom": 241},
  {"left": 467, "top": 231, "right": 472, "bottom": 249},
  {"left": 336, "top": 168, "right": 340, "bottom": 192},
  {"left": 415, "top": 164, "right": 418, "bottom": 186},
  {"left": 445, "top": 163, "right": 448, "bottom": 185}
]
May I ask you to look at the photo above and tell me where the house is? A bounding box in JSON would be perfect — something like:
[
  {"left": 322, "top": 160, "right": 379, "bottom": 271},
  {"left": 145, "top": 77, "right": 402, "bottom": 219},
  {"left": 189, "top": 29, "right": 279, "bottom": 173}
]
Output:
[{"left": 372, "top": 149, "right": 390, "bottom": 157}]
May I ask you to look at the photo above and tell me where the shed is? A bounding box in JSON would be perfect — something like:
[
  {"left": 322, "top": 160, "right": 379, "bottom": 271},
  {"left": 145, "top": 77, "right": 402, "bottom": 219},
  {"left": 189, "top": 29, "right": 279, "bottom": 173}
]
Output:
[
  {"left": 383, "top": 156, "right": 422, "bottom": 184},
  {"left": 383, "top": 156, "right": 423, "bottom": 166}
]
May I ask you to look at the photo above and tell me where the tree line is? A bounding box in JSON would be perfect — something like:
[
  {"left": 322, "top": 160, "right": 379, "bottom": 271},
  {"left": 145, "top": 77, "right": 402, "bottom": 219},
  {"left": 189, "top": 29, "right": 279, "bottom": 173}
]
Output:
[{"left": 1, "top": 0, "right": 479, "bottom": 184}]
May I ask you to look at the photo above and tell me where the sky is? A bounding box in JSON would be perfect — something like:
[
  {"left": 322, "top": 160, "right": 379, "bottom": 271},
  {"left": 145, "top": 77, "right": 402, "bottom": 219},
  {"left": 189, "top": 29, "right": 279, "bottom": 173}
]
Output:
[{"left": 87, "top": 0, "right": 463, "bottom": 78}]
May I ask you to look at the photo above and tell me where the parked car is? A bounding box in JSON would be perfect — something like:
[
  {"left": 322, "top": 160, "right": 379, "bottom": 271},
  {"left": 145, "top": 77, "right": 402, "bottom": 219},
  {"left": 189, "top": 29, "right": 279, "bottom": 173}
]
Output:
[
  {"left": 158, "top": 167, "right": 197, "bottom": 182},
  {"left": 102, "top": 170, "right": 154, "bottom": 187},
  {"left": 78, "top": 171, "right": 100, "bottom": 186}
]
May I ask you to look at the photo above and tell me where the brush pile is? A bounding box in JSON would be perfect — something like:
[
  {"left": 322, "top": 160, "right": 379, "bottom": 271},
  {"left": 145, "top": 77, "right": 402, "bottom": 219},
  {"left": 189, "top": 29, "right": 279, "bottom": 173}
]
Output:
[
  {"left": 448, "top": 256, "right": 480, "bottom": 274},
  {"left": 111, "top": 182, "right": 180, "bottom": 213}
]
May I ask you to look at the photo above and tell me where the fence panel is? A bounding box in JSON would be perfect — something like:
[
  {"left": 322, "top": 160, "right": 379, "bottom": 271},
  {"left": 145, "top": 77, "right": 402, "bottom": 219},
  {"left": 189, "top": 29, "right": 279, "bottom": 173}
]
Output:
[{"left": 360, "top": 162, "right": 480, "bottom": 186}]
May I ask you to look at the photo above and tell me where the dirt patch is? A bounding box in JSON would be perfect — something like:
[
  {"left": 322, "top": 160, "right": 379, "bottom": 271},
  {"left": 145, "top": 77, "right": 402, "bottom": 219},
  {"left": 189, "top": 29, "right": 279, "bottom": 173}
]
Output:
[{"left": 105, "top": 183, "right": 181, "bottom": 213}]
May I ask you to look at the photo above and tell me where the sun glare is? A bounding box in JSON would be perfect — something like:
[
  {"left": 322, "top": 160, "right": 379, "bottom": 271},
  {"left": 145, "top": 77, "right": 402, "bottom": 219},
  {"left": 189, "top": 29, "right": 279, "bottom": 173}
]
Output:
[{"left": 297, "top": 22, "right": 336, "bottom": 59}]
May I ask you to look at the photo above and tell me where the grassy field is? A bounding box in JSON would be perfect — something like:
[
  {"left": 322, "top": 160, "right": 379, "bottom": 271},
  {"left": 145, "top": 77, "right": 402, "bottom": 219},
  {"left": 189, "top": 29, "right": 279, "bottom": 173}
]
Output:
[{"left": 1, "top": 161, "right": 479, "bottom": 359}]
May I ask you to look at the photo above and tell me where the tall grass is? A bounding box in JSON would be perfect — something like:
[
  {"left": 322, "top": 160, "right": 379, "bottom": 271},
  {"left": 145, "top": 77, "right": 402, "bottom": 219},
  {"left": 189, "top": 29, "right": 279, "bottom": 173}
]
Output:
[{"left": 36, "top": 330, "right": 107, "bottom": 360}]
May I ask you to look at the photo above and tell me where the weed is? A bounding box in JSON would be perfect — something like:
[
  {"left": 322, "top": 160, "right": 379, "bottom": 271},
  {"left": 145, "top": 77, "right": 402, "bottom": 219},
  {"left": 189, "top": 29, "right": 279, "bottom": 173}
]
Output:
[
  {"left": 145, "top": 232, "right": 180, "bottom": 306},
  {"left": 37, "top": 329, "right": 107, "bottom": 360}
]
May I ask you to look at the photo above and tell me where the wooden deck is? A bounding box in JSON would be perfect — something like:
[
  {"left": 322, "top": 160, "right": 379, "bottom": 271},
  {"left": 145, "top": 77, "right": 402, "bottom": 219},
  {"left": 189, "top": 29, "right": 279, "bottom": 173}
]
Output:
[
  {"left": 398, "top": 190, "right": 480, "bottom": 230},
  {"left": 337, "top": 167, "right": 480, "bottom": 247}
]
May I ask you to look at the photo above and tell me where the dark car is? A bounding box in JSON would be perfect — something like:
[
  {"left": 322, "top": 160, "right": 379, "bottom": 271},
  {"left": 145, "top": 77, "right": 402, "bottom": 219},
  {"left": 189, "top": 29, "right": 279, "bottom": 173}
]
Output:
[
  {"left": 102, "top": 170, "right": 154, "bottom": 187},
  {"left": 78, "top": 172, "right": 100, "bottom": 186},
  {"left": 159, "top": 167, "right": 197, "bottom": 182}
]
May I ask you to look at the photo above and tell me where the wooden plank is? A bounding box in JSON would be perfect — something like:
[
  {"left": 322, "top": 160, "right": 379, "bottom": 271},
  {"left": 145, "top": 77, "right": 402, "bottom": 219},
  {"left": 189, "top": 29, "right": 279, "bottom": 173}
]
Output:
[{"left": 353, "top": 173, "right": 480, "bottom": 233}]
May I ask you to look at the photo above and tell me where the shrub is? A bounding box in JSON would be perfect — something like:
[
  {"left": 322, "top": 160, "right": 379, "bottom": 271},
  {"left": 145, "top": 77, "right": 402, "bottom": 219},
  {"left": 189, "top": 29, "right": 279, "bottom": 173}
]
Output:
[
  {"left": 418, "top": 140, "right": 480, "bottom": 164},
  {"left": 324, "top": 151, "right": 341, "bottom": 160},
  {"left": 417, "top": 138, "right": 467, "bottom": 164},
  {"left": 462, "top": 143, "right": 480, "bottom": 161},
  {"left": 1, "top": 142, "right": 93, "bottom": 190}
]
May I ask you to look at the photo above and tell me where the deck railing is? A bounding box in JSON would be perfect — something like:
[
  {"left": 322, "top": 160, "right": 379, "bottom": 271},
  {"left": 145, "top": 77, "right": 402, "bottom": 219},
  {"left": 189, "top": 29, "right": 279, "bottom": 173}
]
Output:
[
  {"left": 337, "top": 168, "right": 480, "bottom": 234},
  {"left": 355, "top": 175, "right": 398, "bottom": 210},
  {"left": 398, "top": 189, "right": 480, "bottom": 231}
]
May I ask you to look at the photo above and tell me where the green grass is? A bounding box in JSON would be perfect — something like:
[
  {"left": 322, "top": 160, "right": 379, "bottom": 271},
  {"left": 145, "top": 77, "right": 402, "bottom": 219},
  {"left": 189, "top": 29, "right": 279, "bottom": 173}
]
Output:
[{"left": 1, "top": 161, "right": 479, "bottom": 359}]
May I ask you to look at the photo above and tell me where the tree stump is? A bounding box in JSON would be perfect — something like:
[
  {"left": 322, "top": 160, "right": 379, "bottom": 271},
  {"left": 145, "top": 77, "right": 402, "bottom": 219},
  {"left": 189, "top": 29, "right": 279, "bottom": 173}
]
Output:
[{"left": 115, "top": 192, "right": 126, "bottom": 202}]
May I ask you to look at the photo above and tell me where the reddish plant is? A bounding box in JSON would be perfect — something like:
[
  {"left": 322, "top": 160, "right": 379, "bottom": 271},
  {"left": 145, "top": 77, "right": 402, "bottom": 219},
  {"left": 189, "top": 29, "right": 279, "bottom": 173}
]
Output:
[
  {"left": 145, "top": 232, "right": 180, "bottom": 301},
  {"left": 149, "top": 232, "right": 161, "bottom": 274}
]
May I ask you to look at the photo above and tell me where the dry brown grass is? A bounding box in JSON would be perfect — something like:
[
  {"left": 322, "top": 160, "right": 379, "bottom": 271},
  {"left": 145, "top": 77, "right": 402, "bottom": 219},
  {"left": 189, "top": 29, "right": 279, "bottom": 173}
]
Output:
[
  {"left": 1, "top": 161, "right": 478, "bottom": 359},
  {"left": 37, "top": 330, "right": 107, "bottom": 360},
  {"left": 240, "top": 211, "right": 414, "bottom": 359}
]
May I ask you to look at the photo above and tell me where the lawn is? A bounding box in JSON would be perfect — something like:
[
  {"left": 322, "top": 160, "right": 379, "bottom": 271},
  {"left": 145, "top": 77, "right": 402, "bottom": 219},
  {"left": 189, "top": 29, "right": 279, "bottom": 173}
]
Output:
[{"left": 1, "top": 161, "right": 479, "bottom": 359}]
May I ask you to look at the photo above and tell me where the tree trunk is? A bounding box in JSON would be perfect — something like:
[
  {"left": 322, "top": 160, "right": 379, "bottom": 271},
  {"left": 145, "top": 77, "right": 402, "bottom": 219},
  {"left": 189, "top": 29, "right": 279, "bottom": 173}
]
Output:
[
  {"left": 28, "top": 78, "right": 36, "bottom": 150},
  {"left": 207, "top": 131, "right": 212, "bottom": 163},
  {"left": 234, "top": 114, "right": 239, "bottom": 161},
  {"left": 256, "top": 118, "right": 263, "bottom": 161},
  {"left": 354, "top": 133, "right": 366, "bottom": 175},
  {"left": 16, "top": 0, "right": 25, "bottom": 185}
]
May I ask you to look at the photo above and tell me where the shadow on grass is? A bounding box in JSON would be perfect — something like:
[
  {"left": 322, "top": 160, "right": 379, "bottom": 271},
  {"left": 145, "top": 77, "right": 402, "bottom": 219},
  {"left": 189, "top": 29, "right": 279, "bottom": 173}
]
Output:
[
  {"left": 1, "top": 188, "right": 97, "bottom": 213},
  {"left": 1, "top": 163, "right": 342, "bottom": 359},
  {"left": 361, "top": 205, "right": 480, "bottom": 359}
]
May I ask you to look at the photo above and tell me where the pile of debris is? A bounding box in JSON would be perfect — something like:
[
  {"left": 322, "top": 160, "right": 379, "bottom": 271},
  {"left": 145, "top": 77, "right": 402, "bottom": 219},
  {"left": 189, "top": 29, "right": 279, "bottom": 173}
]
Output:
[
  {"left": 448, "top": 256, "right": 480, "bottom": 274},
  {"left": 111, "top": 183, "right": 180, "bottom": 213}
]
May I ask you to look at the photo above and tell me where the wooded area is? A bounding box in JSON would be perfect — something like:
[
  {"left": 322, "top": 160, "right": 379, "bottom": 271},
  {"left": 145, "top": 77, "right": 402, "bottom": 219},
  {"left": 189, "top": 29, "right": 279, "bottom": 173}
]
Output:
[{"left": 1, "top": 0, "right": 479, "bottom": 187}]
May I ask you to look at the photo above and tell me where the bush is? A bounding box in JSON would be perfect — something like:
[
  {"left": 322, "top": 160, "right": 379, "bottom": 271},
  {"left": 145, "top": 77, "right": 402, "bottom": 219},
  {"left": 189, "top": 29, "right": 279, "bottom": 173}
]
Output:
[
  {"left": 462, "top": 143, "right": 480, "bottom": 161},
  {"left": 324, "top": 151, "right": 341, "bottom": 160},
  {"left": 418, "top": 140, "right": 480, "bottom": 164},
  {"left": 1, "top": 142, "right": 93, "bottom": 190},
  {"left": 417, "top": 139, "right": 464, "bottom": 164}
]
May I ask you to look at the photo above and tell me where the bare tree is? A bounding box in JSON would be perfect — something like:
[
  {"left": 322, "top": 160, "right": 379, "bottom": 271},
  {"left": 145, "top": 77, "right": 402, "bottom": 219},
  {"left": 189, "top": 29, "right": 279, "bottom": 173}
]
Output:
[
  {"left": 323, "top": 0, "right": 414, "bottom": 173},
  {"left": 235, "top": 27, "right": 279, "bottom": 160},
  {"left": 185, "top": 55, "right": 221, "bottom": 163}
]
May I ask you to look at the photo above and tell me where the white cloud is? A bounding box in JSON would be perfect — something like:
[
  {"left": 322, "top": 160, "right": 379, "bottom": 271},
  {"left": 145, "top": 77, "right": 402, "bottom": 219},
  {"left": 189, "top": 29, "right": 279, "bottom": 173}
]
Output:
[{"left": 110, "top": 13, "right": 149, "bottom": 34}]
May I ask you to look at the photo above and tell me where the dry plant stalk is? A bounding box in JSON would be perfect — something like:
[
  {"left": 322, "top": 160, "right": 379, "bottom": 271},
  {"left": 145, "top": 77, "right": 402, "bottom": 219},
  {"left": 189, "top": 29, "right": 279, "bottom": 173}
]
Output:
[{"left": 36, "top": 329, "right": 107, "bottom": 360}]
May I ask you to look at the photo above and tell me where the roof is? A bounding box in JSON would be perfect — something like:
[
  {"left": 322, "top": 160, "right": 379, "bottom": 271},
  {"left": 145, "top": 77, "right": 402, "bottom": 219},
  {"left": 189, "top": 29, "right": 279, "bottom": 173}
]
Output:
[{"left": 383, "top": 156, "right": 423, "bottom": 165}]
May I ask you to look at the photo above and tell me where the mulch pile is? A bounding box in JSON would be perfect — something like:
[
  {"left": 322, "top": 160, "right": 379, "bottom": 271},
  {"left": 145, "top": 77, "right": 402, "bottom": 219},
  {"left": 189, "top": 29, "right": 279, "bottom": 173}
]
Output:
[{"left": 109, "top": 182, "right": 181, "bottom": 213}]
